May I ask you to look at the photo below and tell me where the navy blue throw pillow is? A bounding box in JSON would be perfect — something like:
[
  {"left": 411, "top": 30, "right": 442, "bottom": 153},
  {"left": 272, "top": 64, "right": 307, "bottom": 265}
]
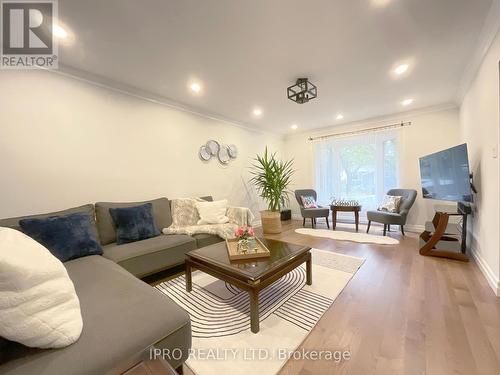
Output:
[
  {"left": 19, "top": 213, "right": 103, "bottom": 262},
  {"left": 109, "top": 203, "right": 160, "bottom": 245}
]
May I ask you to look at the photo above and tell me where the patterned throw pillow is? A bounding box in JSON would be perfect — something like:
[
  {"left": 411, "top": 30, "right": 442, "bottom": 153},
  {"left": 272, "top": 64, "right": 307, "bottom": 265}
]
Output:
[
  {"left": 377, "top": 195, "right": 403, "bottom": 213},
  {"left": 301, "top": 195, "right": 318, "bottom": 209},
  {"left": 170, "top": 198, "right": 204, "bottom": 226}
]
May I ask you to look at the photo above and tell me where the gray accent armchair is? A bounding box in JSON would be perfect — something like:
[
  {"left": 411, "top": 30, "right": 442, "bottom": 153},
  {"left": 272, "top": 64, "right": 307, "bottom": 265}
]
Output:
[
  {"left": 294, "top": 189, "right": 330, "bottom": 229},
  {"left": 366, "top": 189, "right": 417, "bottom": 236}
]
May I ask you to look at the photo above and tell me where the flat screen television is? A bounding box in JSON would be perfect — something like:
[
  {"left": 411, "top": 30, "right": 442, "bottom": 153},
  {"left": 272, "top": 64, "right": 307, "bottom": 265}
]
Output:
[{"left": 419, "top": 143, "right": 473, "bottom": 202}]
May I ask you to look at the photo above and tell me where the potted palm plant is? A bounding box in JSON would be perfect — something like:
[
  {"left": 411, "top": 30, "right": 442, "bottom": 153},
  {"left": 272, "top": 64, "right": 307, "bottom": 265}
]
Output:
[{"left": 250, "top": 148, "right": 294, "bottom": 234}]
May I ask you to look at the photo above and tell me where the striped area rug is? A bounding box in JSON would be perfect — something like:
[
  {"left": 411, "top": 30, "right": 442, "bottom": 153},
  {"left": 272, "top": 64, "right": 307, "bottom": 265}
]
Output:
[
  {"left": 157, "top": 266, "right": 332, "bottom": 337},
  {"left": 155, "top": 248, "right": 364, "bottom": 375}
]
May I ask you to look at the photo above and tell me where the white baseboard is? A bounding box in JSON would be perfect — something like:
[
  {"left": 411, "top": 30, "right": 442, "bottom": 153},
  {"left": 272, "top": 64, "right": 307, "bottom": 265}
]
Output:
[
  {"left": 470, "top": 247, "right": 500, "bottom": 297},
  {"left": 404, "top": 224, "right": 425, "bottom": 233}
]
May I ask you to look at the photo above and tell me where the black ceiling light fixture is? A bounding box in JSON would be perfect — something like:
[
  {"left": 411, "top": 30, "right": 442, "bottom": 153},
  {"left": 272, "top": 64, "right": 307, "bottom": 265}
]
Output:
[{"left": 287, "top": 78, "right": 317, "bottom": 104}]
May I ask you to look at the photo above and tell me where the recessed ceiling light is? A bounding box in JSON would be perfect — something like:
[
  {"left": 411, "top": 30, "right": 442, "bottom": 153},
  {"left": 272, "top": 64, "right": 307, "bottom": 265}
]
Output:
[
  {"left": 394, "top": 64, "right": 409, "bottom": 75},
  {"left": 402, "top": 98, "right": 414, "bottom": 106},
  {"left": 336, "top": 114, "right": 344, "bottom": 120},
  {"left": 189, "top": 82, "right": 202, "bottom": 93},
  {"left": 53, "top": 24, "right": 68, "bottom": 39},
  {"left": 291, "top": 124, "right": 298, "bottom": 130},
  {"left": 253, "top": 108, "right": 263, "bottom": 117},
  {"left": 371, "top": 0, "right": 392, "bottom": 7}
]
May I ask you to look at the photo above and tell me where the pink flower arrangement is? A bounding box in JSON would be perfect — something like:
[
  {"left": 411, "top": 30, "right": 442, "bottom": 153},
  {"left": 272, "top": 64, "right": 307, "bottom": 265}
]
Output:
[{"left": 234, "top": 225, "right": 255, "bottom": 240}]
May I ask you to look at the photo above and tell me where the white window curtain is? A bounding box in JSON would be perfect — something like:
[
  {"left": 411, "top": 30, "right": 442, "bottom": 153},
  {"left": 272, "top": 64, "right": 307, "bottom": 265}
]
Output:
[{"left": 313, "top": 130, "right": 400, "bottom": 214}]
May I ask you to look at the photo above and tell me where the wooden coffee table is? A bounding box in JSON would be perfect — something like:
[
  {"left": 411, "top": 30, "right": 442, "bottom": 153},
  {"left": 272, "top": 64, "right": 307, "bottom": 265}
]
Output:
[
  {"left": 185, "top": 239, "right": 312, "bottom": 333},
  {"left": 330, "top": 205, "right": 362, "bottom": 231}
]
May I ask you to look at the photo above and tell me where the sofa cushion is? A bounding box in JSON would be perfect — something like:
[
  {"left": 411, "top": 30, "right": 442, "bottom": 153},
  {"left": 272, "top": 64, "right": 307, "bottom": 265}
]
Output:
[
  {"left": 0, "top": 204, "right": 98, "bottom": 239},
  {"left": 19, "top": 213, "right": 103, "bottom": 262},
  {"left": 95, "top": 198, "right": 171, "bottom": 245},
  {"left": 192, "top": 233, "right": 224, "bottom": 248},
  {"left": 103, "top": 234, "right": 196, "bottom": 278},
  {"left": 0, "top": 255, "right": 191, "bottom": 374},
  {"left": 109, "top": 203, "right": 160, "bottom": 245}
]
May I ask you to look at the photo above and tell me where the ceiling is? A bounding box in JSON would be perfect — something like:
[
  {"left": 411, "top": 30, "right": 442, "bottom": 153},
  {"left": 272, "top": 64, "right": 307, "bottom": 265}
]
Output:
[{"left": 57, "top": 0, "right": 494, "bottom": 133}]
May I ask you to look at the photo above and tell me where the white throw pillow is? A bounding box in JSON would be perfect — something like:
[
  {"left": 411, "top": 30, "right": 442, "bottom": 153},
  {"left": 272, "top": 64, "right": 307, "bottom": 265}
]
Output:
[
  {"left": 0, "top": 227, "right": 83, "bottom": 349},
  {"left": 377, "top": 195, "right": 403, "bottom": 213},
  {"left": 196, "top": 200, "right": 229, "bottom": 225}
]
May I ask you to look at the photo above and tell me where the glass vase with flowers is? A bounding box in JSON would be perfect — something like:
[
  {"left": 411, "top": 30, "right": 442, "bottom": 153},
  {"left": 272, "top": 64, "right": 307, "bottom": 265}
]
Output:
[{"left": 234, "top": 226, "right": 256, "bottom": 254}]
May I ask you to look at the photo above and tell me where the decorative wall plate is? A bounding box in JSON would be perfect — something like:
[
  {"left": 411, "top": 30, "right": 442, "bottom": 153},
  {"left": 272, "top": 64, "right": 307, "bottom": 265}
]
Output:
[
  {"left": 199, "top": 145, "right": 211, "bottom": 161},
  {"left": 206, "top": 140, "right": 220, "bottom": 156},
  {"left": 228, "top": 144, "right": 238, "bottom": 158},
  {"left": 217, "top": 146, "right": 231, "bottom": 164},
  {"left": 199, "top": 140, "right": 237, "bottom": 164}
]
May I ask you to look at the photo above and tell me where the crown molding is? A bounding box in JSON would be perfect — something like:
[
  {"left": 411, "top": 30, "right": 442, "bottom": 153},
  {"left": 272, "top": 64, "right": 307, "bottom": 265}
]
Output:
[
  {"left": 456, "top": 0, "right": 500, "bottom": 103},
  {"left": 287, "top": 102, "right": 458, "bottom": 140},
  {"left": 46, "top": 64, "right": 283, "bottom": 137}
]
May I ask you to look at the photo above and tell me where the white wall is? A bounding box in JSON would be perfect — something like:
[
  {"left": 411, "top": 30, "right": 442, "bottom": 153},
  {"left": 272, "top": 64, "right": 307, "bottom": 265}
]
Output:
[
  {"left": 0, "top": 70, "right": 284, "bottom": 219},
  {"left": 459, "top": 30, "right": 500, "bottom": 296},
  {"left": 283, "top": 106, "right": 462, "bottom": 230}
]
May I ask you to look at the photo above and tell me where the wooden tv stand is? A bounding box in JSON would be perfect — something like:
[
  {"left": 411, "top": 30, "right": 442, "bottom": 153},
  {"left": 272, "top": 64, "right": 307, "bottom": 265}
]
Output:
[{"left": 419, "top": 204, "right": 471, "bottom": 262}]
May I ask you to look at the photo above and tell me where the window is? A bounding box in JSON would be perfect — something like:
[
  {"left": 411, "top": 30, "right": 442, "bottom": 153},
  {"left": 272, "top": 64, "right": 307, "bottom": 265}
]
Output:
[{"left": 314, "top": 130, "right": 400, "bottom": 213}]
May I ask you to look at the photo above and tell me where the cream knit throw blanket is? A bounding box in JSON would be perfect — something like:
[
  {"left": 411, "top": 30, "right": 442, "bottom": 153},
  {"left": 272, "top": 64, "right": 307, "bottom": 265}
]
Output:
[{"left": 162, "top": 198, "right": 255, "bottom": 239}]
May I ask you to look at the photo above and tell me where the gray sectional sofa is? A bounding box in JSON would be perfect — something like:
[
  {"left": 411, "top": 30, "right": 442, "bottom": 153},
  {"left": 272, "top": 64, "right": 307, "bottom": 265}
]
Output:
[{"left": 0, "top": 196, "right": 223, "bottom": 375}]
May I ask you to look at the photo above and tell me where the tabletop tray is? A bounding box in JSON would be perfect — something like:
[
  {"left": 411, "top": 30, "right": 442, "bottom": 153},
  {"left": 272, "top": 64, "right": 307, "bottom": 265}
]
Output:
[{"left": 226, "top": 237, "right": 271, "bottom": 261}]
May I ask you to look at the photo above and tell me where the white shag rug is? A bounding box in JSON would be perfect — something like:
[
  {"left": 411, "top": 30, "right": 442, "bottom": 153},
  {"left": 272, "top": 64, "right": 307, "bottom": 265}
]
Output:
[
  {"left": 295, "top": 228, "right": 399, "bottom": 245},
  {"left": 155, "top": 249, "right": 364, "bottom": 375}
]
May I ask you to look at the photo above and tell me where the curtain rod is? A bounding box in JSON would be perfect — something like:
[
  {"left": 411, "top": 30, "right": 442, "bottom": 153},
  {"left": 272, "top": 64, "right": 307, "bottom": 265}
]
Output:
[{"left": 308, "top": 121, "right": 412, "bottom": 141}]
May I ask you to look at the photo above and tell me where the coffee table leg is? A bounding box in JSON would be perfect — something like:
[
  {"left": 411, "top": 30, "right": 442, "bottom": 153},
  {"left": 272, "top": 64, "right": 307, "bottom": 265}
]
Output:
[
  {"left": 355, "top": 210, "right": 359, "bottom": 232},
  {"left": 332, "top": 210, "right": 337, "bottom": 230},
  {"left": 185, "top": 259, "right": 192, "bottom": 292},
  {"left": 249, "top": 289, "right": 259, "bottom": 333},
  {"left": 306, "top": 253, "right": 312, "bottom": 285}
]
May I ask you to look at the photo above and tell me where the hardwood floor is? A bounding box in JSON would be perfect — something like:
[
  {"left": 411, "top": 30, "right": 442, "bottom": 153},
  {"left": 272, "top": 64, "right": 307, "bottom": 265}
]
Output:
[
  {"left": 148, "top": 220, "right": 499, "bottom": 375},
  {"left": 260, "top": 220, "right": 500, "bottom": 375}
]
